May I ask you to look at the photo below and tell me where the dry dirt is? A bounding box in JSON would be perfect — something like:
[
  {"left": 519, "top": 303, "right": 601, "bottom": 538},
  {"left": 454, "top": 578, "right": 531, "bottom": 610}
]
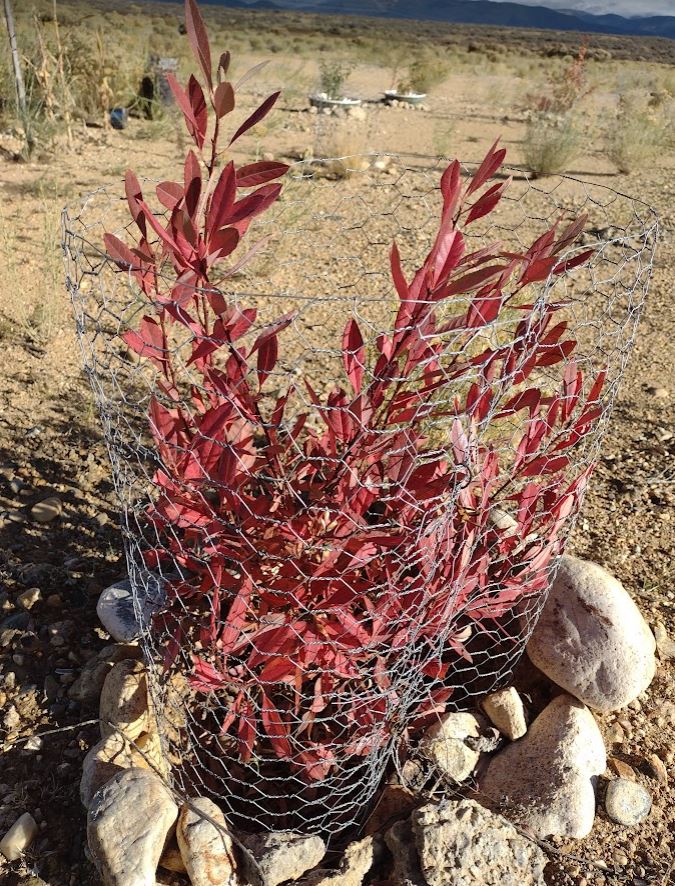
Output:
[{"left": 0, "top": 38, "right": 673, "bottom": 886}]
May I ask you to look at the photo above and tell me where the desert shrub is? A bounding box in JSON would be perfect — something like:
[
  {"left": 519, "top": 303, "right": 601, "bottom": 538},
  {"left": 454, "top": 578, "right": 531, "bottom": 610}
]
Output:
[
  {"left": 398, "top": 54, "right": 449, "bottom": 95},
  {"left": 528, "top": 42, "right": 592, "bottom": 115},
  {"left": 523, "top": 113, "right": 582, "bottom": 177},
  {"left": 607, "top": 104, "right": 665, "bottom": 174},
  {"left": 93, "top": 0, "right": 605, "bottom": 795},
  {"left": 318, "top": 59, "right": 352, "bottom": 99}
]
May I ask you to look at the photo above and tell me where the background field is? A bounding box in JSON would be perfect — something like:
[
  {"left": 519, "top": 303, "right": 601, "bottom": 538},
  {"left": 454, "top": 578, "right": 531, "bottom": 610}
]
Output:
[{"left": 0, "top": 2, "right": 674, "bottom": 884}]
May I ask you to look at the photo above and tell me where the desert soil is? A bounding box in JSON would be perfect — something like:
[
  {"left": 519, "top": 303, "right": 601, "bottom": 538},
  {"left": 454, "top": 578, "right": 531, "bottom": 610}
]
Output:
[{"left": 0, "top": 34, "right": 674, "bottom": 886}]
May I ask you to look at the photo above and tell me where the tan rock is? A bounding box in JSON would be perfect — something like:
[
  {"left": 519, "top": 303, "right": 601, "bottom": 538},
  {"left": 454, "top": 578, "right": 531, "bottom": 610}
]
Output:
[
  {"left": 299, "top": 836, "right": 375, "bottom": 886},
  {"left": 481, "top": 687, "right": 527, "bottom": 740},
  {"left": 100, "top": 659, "right": 151, "bottom": 741},
  {"left": 88, "top": 768, "right": 178, "bottom": 886},
  {"left": 240, "top": 831, "right": 326, "bottom": 886},
  {"left": 80, "top": 730, "right": 167, "bottom": 808},
  {"left": 419, "top": 712, "right": 481, "bottom": 782},
  {"left": 177, "top": 797, "right": 238, "bottom": 886}
]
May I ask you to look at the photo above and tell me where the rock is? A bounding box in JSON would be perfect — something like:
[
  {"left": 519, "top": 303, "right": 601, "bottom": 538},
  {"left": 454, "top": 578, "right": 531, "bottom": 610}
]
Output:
[
  {"left": 17, "top": 587, "right": 41, "bottom": 610},
  {"left": 364, "top": 783, "right": 417, "bottom": 835},
  {"left": 482, "top": 694, "right": 606, "bottom": 839},
  {"left": 526, "top": 556, "right": 656, "bottom": 711},
  {"left": 96, "top": 575, "right": 165, "bottom": 642},
  {"left": 299, "top": 836, "right": 375, "bottom": 886},
  {"left": 481, "top": 688, "right": 527, "bottom": 740},
  {"left": 643, "top": 752, "right": 668, "bottom": 785},
  {"left": 160, "top": 843, "right": 187, "bottom": 873},
  {"left": 604, "top": 778, "right": 652, "bottom": 825},
  {"left": 69, "top": 643, "right": 142, "bottom": 703},
  {"left": 411, "top": 799, "right": 547, "bottom": 886},
  {"left": 240, "top": 831, "right": 326, "bottom": 886},
  {"left": 176, "top": 797, "right": 238, "bottom": 886},
  {"left": 88, "top": 768, "right": 177, "bottom": 886},
  {"left": 653, "top": 622, "right": 675, "bottom": 661},
  {"left": 646, "top": 385, "right": 669, "bottom": 398},
  {"left": 609, "top": 757, "right": 637, "bottom": 780},
  {"left": 100, "top": 659, "right": 151, "bottom": 740},
  {"left": 0, "top": 812, "right": 38, "bottom": 861},
  {"left": 80, "top": 730, "right": 167, "bottom": 808},
  {"left": 419, "top": 712, "right": 481, "bottom": 782},
  {"left": 384, "top": 819, "right": 425, "bottom": 885},
  {"left": 347, "top": 105, "right": 367, "bottom": 121},
  {"left": 30, "top": 496, "right": 62, "bottom": 523}
]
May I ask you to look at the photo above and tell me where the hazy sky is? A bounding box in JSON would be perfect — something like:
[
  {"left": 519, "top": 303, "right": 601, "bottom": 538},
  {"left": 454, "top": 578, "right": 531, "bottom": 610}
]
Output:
[{"left": 476, "top": 0, "right": 674, "bottom": 16}]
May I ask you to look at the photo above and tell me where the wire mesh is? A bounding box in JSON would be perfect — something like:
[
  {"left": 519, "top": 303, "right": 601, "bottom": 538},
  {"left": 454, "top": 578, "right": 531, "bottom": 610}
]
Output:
[{"left": 63, "top": 157, "right": 657, "bottom": 841}]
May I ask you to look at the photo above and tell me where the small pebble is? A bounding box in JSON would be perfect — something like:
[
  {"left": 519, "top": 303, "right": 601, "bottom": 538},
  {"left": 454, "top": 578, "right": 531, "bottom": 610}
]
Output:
[
  {"left": 17, "top": 588, "right": 41, "bottom": 610},
  {"left": 0, "top": 812, "right": 38, "bottom": 861},
  {"left": 653, "top": 623, "right": 675, "bottom": 661},
  {"left": 30, "top": 497, "right": 62, "bottom": 523},
  {"left": 605, "top": 778, "right": 652, "bottom": 826},
  {"left": 644, "top": 752, "right": 668, "bottom": 785}
]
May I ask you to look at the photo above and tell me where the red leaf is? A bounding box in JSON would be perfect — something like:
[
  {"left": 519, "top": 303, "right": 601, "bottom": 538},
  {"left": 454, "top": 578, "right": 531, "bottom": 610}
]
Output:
[
  {"left": 390, "top": 241, "right": 410, "bottom": 302},
  {"left": 104, "top": 233, "right": 139, "bottom": 270},
  {"left": 261, "top": 692, "right": 291, "bottom": 758},
  {"left": 183, "top": 150, "right": 202, "bottom": 218},
  {"left": 213, "top": 81, "right": 235, "bottom": 118},
  {"left": 218, "top": 51, "right": 231, "bottom": 77},
  {"left": 156, "top": 181, "right": 184, "bottom": 210},
  {"left": 207, "top": 162, "right": 236, "bottom": 234},
  {"left": 229, "top": 91, "right": 280, "bottom": 146},
  {"left": 236, "top": 161, "right": 289, "bottom": 188},
  {"left": 187, "top": 75, "right": 207, "bottom": 150},
  {"left": 521, "top": 454, "right": 570, "bottom": 477},
  {"left": 553, "top": 249, "right": 594, "bottom": 275},
  {"left": 185, "top": 0, "right": 212, "bottom": 87},
  {"left": 257, "top": 333, "right": 278, "bottom": 387},
  {"left": 124, "top": 171, "right": 146, "bottom": 236},
  {"left": 166, "top": 73, "right": 200, "bottom": 146},
  {"left": 466, "top": 139, "right": 506, "bottom": 196},
  {"left": 342, "top": 318, "right": 365, "bottom": 394}
]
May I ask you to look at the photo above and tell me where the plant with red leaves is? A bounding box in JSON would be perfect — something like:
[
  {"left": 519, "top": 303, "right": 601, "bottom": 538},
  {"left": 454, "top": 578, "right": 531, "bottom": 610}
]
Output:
[{"left": 105, "top": 0, "right": 601, "bottom": 782}]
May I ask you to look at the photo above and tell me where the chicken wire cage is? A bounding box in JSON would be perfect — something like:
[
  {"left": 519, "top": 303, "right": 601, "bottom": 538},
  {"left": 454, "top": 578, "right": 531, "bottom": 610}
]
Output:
[{"left": 63, "top": 157, "right": 657, "bottom": 840}]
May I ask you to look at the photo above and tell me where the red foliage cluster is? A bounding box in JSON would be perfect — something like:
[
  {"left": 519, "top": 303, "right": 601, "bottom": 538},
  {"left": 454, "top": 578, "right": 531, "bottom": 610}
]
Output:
[{"left": 106, "top": 0, "right": 602, "bottom": 781}]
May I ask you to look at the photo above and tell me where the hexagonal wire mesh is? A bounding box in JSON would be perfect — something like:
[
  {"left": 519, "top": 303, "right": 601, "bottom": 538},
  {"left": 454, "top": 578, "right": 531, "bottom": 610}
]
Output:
[{"left": 62, "top": 157, "right": 657, "bottom": 842}]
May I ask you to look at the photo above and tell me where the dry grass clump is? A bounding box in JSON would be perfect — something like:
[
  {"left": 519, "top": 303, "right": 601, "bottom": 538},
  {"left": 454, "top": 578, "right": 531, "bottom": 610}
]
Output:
[
  {"left": 523, "top": 113, "right": 582, "bottom": 177},
  {"left": 607, "top": 95, "right": 669, "bottom": 174}
]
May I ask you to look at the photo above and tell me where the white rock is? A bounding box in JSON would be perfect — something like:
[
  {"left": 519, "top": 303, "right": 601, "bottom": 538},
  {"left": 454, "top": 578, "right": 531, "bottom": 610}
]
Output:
[
  {"left": 0, "top": 812, "right": 38, "bottom": 861},
  {"left": 412, "top": 799, "right": 547, "bottom": 886},
  {"left": 605, "top": 778, "right": 652, "bottom": 825},
  {"left": 87, "top": 768, "right": 177, "bottom": 886},
  {"left": 481, "top": 688, "right": 527, "bottom": 740},
  {"left": 177, "top": 797, "right": 238, "bottom": 886},
  {"left": 100, "top": 659, "right": 151, "bottom": 741},
  {"left": 419, "top": 712, "right": 481, "bottom": 782},
  {"left": 240, "top": 831, "right": 326, "bottom": 886},
  {"left": 482, "top": 694, "right": 606, "bottom": 839},
  {"left": 81, "top": 731, "right": 166, "bottom": 808},
  {"left": 97, "top": 575, "right": 165, "bottom": 642},
  {"left": 527, "top": 556, "right": 656, "bottom": 711},
  {"left": 299, "top": 836, "right": 375, "bottom": 885}
]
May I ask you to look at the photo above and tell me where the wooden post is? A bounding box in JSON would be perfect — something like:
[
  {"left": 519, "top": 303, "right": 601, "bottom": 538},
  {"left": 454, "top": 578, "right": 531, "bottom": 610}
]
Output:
[{"left": 3, "top": 0, "right": 32, "bottom": 151}]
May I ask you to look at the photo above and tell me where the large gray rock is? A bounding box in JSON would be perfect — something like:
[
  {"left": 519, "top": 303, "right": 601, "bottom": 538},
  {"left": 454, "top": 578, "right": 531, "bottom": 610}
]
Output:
[
  {"left": 97, "top": 575, "right": 165, "bottom": 643},
  {"left": 527, "top": 556, "right": 656, "bottom": 712},
  {"left": 176, "top": 797, "right": 238, "bottom": 886},
  {"left": 240, "top": 831, "right": 326, "bottom": 886},
  {"left": 411, "top": 799, "right": 547, "bottom": 886},
  {"left": 87, "top": 768, "right": 178, "bottom": 885},
  {"left": 418, "top": 712, "right": 481, "bottom": 782},
  {"left": 482, "top": 694, "right": 606, "bottom": 839}
]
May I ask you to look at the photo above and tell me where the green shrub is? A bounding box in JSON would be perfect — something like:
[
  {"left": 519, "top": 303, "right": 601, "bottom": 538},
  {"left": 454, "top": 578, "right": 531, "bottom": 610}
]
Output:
[{"left": 523, "top": 113, "right": 582, "bottom": 177}]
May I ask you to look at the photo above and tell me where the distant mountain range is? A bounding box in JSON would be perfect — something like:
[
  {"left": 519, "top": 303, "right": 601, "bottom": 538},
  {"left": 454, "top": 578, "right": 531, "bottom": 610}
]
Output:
[{"left": 204, "top": 0, "right": 675, "bottom": 39}]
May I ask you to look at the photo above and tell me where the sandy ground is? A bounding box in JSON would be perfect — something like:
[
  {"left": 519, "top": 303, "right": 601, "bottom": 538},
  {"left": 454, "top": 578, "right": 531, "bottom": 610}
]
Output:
[{"left": 0, "top": 47, "right": 674, "bottom": 886}]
